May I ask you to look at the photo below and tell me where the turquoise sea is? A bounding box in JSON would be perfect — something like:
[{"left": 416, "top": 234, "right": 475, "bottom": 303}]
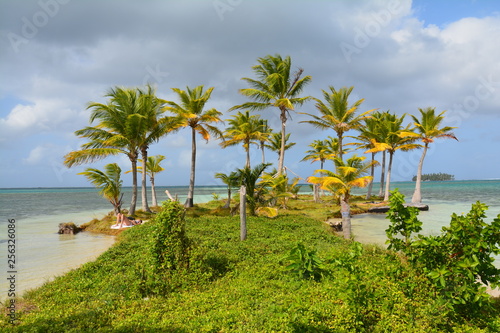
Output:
[{"left": 1, "top": 180, "right": 500, "bottom": 299}]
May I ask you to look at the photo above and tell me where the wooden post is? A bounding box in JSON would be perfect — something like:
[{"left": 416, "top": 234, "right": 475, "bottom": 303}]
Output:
[{"left": 239, "top": 185, "right": 247, "bottom": 241}]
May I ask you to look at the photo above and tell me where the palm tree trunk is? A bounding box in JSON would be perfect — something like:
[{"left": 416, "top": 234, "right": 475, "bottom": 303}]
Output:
[
  {"left": 185, "top": 127, "right": 196, "bottom": 208},
  {"left": 412, "top": 144, "right": 428, "bottom": 204},
  {"left": 340, "top": 194, "right": 351, "bottom": 239},
  {"left": 384, "top": 151, "right": 394, "bottom": 201},
  {"left": 129, "top": 157, "right": 138, "bottom": 215},
  {"left": 245, "top": 145, "right": 251, "bottom": 169},
  {"left": 378, "top": 151, "right": 386, "bottom": 197},
  {"left": 366, "top": 152, "right": 375, "bottom": 200},
  {"left": 141, "top": 148, "right": 151, "bottom": 213},
  {"left": 151, "top": 176, "right": 158, "bottom": 207},
  {"left": 337, "top": 133, "right": 343, "bottom": 162},
  {"left": 277, "top": 108, "right": 286, "bottom": 175},
  {"left": 261, "top": 144, "right": 265, "bottom": 164},
  {"left": 223, "top": 187, "right": 231, "bottom": 209}
]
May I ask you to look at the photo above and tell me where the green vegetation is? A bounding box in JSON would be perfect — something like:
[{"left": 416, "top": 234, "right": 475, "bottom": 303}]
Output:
[
  {"left": 412, "top": 172, "right": 455, "bottom": 182},
  {"left": 4, "top": 196, "right": 499, "bottom": 332},
  {"left": 386, "top": 189, "right": 500, "bottom": 317}
]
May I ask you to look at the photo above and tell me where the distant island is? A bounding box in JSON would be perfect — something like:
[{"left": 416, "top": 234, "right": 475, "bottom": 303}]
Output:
[{"left": 412, "top": 173, "right": 455, "bottom": 181}]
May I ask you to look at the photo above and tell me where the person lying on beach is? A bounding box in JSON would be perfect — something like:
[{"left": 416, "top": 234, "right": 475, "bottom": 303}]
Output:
[{"left": 111, "top": 213, "right": 143, "bottom": 229}]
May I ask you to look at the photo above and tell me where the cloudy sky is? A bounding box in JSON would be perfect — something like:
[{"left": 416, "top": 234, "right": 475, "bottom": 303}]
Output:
[{"left": 1, "top": 0, "right": 499, "bottom": 188}]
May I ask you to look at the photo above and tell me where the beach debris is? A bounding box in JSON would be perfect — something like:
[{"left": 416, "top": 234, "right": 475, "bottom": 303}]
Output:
[
  {"left": 58, "top": 222, "right": 82, "bottom": 235},
  {"left": 368, "top": 204, "right": 429, "bottom": 213}
]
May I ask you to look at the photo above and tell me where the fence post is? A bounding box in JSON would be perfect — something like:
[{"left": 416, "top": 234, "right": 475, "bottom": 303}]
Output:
[{"left": 240, "top": 185, "right": 247, "bottom": 240}]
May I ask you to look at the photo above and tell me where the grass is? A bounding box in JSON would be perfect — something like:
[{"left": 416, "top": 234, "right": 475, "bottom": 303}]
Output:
[{"left": 2, "top": 197, "right": 500, "bottom": 332}]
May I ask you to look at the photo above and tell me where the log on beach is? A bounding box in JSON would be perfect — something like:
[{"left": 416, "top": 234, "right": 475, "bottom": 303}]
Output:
[{"left": 368, "top": 204, "right": 429, "bottom": 214}]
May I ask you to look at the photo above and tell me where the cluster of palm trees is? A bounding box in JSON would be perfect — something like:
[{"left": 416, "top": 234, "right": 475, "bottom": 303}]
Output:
[{"left": 65, "top": 53, "right": 457, "bottom": 225}]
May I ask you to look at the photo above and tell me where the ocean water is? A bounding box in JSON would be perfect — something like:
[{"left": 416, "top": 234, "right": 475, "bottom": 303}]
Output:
[{"left": 1, "top": 181, "right": 500, "bottom": 299}]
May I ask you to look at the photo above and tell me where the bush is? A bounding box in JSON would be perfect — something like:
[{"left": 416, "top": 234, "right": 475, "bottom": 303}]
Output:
[{"left": 386, "top": 189, "right": 500, "bottom": 319}]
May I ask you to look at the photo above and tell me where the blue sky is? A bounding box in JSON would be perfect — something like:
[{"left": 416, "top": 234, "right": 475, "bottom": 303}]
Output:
[{"left": 0, "top": 0, "right": 499, "bottom": 188}]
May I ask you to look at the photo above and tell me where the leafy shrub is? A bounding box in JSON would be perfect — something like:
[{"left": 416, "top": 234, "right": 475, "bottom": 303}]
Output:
[
  {"left": 283, "top": 242, "right": 325, "bottom": 281},
  {"left": 151, "top": 200, "right": 190, "bottom": 272},
  {"left": 386, "top": 189, "right": 500, "bottom": 318}
]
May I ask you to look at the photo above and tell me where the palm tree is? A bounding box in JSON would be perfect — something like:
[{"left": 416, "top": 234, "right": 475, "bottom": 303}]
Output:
[
  {"left": 78, "top": 163, "right": 123, "bottom": 214},
  {"left": 230, "top": 54, "right": 312, "bottom": 174},
  {"left": 301, "top": 86, "right": 375, "bottom": 161},
  {"left": 367, "top": 113, "right": 419, "bottom": 201},
  {"left": 234, "top": 163, "right": 271, "bottom": 215},
  {"left": 349, "top": 116, "right": 383, "bottom": 199},
  {"left": 307, "top": 155, "right": 373, "bottom": 239},
  {"left": 214, "top": 171, "right": 240, "bottom": 208},
  {"left": 302, "top": 137, "right": 338, "bottom": 170},
  {"left": 302, "top": 137, "right": 338, "bottom": 202},
  {"left": 64, "top": 87, "right": 144, "bottom": 215},
  {"left": 404, "top": 107, "right": 458, "bottom": 204},
  {"left": 221, "top": 111, "right": 270, "bottom": 169},
  {"left": 136, "top": 85, "right": 174, "bottom": 212},
  {"left": 257, "top": 119, "right": 272, "bottom": 164},
  {"left": 127, "top": 155, "right": 166, "bottom": 207},
  {"left": 264, "top": 132, "right": 296, "bottom": 163},
  {"left": 165, "top": 85, "right": 223, "bottom": 207}
]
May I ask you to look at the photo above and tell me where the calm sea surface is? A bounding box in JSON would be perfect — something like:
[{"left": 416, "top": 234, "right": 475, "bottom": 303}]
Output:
[{"left": 1, "top": 180, "right": 500, "bottom": 299}]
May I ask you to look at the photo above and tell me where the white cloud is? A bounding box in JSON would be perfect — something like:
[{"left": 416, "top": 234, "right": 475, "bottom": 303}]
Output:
[{"left": 0, "top": 98, "right": 79, "bottom": 144}]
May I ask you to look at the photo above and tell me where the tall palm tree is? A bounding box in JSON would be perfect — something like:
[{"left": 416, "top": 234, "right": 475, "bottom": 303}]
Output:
[
  {"left": 264, "top": 132, "right": 296, "bottom": 163},
  {"left": 230, "top": 54, "right": 312, "bottom": 174},
  {"left": 78, "top": 163, "right": 123, "bottom": 214},
  {"left": 404, "top": 107, "right": 458, "bottom": 204},
  {"left": 301, "top": 86, "right": 375, "bottom": 161},
  {"left": 307, "top": 155, "right": 373, "bottom": 239},
  {"left": 165, "top": 85, "right": 223, "bottom": 207},
  {"left": 215, "top": 171, "right": 240, "bottom": 209},
  {"left": 348, "top": 115, "right": 383, "bottom": 199},
  {"left": 64, "top": 87, "right": 144, "bottom": 215},
  {"left": 221, "top": 111, "right": 270, "bottom": 169},
  {"left": 127, "top": 155, "right": 166, "bottom": 207},
  {"left": 367, "top": 113, "right": 419, "bottom": 201},
  {"left": 136, "top": 85, "right": 174, "bottom": 212}
]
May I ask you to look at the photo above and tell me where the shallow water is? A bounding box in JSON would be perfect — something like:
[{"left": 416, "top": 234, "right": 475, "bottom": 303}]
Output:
[{"left": 351, "top": 181, "right": 500, "bottom": 267}]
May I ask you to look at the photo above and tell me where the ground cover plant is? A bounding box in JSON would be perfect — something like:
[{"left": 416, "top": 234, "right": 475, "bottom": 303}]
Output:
[{"left": 2, "top": 199, "right": 500, "bottom": 332}]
